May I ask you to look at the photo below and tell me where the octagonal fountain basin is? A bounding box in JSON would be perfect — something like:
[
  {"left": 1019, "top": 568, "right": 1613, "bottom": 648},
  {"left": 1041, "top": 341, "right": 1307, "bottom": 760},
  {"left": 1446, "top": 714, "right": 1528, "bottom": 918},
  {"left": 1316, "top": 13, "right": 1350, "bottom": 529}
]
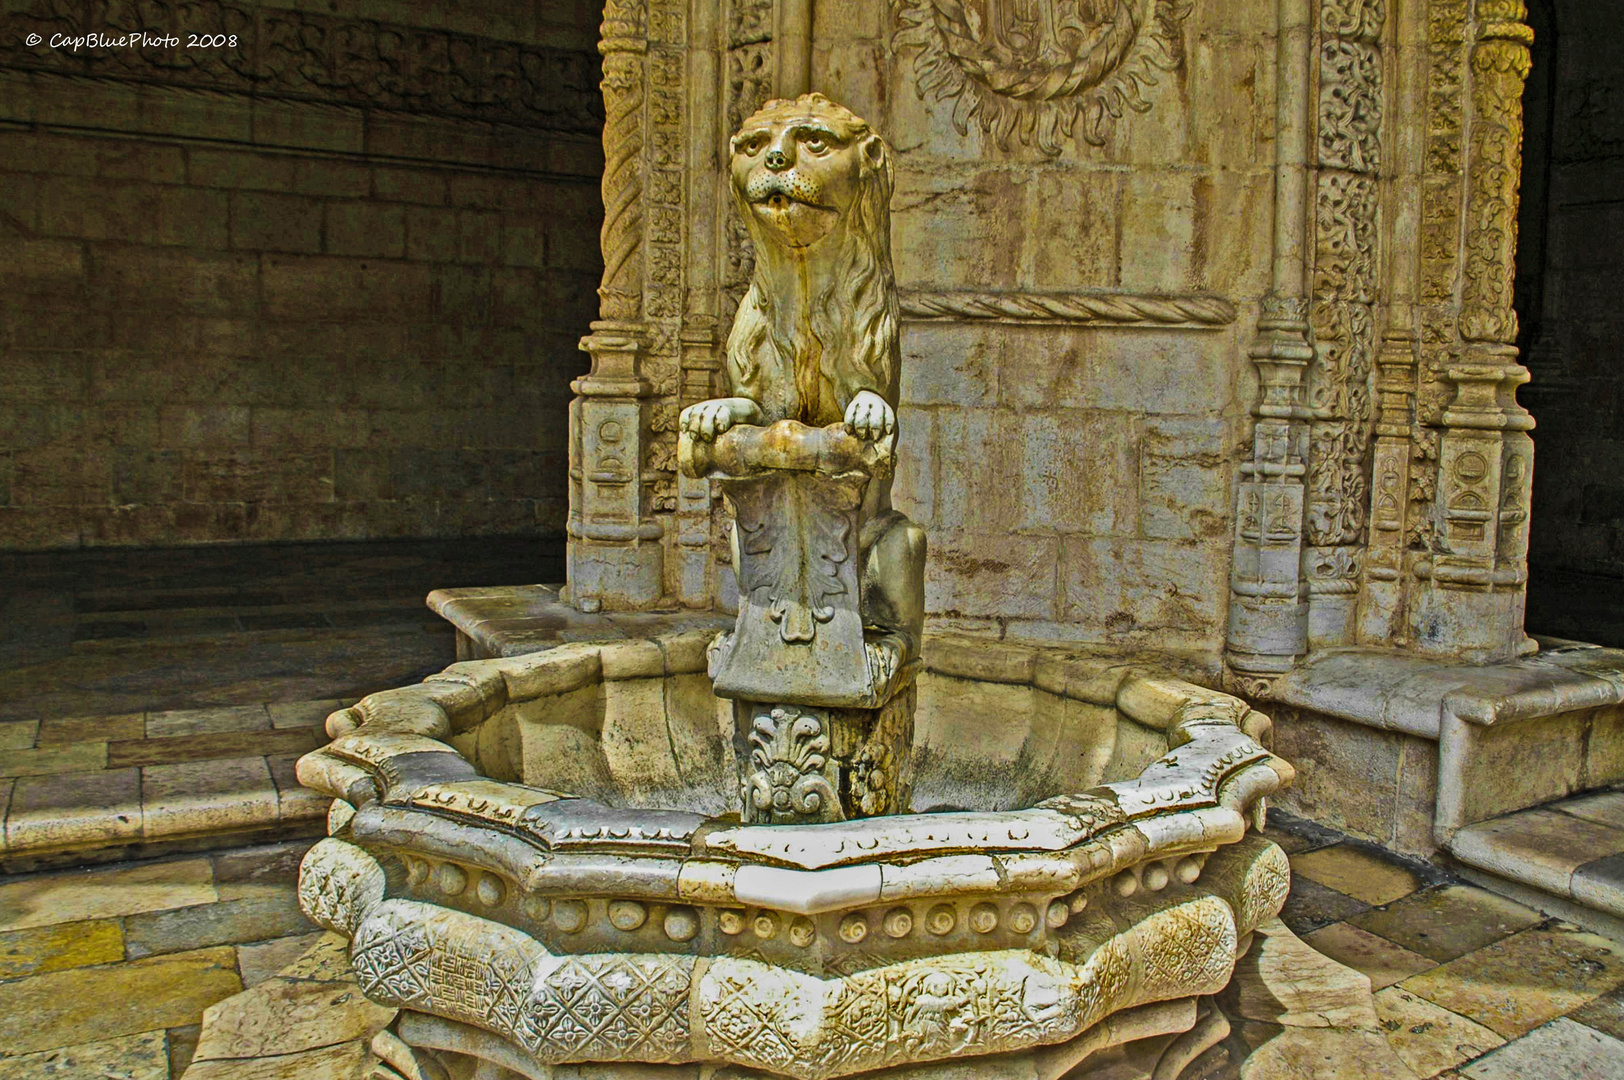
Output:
[{"left": 294, "top": 631, "right": 1295, "bottom": 1080}]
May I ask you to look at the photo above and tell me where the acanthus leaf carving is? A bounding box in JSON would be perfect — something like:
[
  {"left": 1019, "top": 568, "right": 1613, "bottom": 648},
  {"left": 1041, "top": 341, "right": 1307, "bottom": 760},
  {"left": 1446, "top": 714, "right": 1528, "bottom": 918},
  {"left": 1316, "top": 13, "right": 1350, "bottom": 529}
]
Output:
[{"left": 742, "top": 706, "right": 840, "bottom": 824}]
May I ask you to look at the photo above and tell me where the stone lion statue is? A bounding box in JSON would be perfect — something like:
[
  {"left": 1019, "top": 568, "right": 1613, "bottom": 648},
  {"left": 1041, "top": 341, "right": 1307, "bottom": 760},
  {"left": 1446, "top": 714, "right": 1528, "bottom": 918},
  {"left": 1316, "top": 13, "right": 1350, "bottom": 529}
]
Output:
[{"left": 681, "top": 93, "right": 926, "bottom": 678}]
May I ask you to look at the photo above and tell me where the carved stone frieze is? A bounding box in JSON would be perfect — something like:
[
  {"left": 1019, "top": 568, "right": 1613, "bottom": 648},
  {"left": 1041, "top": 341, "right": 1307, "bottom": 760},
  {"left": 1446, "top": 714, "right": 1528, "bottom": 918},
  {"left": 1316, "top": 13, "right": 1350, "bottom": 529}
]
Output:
[
  {"left": 892, "top": 0, "right": 1195, "bottom": 154},
  {"left": 742, "top": 706, "right": 841, "bottom": 823},
  {"left": 1420, "top": 0, "right": 1468, "bottom": 306},
  {"left": 1305, "top": 303, "right": 1376, "bottom": 548},
  {"left": 1313, "top": 173, "right": 1379, "bottom": 304},
  {"left": 1319, "top": 0, "right": 1386, "bottom": 42},
  {"left": 3, "top": 0, "right": 601, "bottom": 132}
]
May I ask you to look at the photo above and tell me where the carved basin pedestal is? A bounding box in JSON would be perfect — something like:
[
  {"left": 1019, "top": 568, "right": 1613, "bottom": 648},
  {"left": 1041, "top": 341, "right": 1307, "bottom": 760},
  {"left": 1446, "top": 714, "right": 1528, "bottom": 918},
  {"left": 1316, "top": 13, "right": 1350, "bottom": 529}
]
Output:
[
  {"left": 293, "top": 632, "right": 1296, "bottom": 1080},
  {"left": 683, "top": 419, "right": 923, "bottom": 826}
]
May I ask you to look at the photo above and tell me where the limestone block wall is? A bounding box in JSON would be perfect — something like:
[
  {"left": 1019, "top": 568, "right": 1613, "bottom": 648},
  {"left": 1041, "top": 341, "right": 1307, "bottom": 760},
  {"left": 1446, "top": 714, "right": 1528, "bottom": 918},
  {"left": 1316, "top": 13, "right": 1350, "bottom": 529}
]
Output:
[
  {"left": 814, "top": 0, "right": 1273, "bottom": 654},
  {"left": 0, "top": 0, "right": 605, "bottom": 549}
]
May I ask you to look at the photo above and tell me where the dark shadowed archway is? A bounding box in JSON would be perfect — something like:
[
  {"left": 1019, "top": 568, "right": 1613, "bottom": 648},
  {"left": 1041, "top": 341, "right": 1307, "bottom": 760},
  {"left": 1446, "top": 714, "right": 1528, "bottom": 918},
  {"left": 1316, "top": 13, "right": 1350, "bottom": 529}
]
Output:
[{"left": 1518, "top": 0, "right": 1624, "bottom": 647}]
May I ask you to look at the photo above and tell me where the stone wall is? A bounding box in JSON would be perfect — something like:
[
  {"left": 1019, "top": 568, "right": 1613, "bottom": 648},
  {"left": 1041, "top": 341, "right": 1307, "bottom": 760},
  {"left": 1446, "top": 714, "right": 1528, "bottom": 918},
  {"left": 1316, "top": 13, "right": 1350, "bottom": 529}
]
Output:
[
  {"left": 0, "top": 0, "right": 605, "bottom": 550},
  {"left": 1520, "top": 0, "right": 1624, "bottom": 583},
  {"left": 814, "top": 0, "right": 1270, "bottom": 654}
]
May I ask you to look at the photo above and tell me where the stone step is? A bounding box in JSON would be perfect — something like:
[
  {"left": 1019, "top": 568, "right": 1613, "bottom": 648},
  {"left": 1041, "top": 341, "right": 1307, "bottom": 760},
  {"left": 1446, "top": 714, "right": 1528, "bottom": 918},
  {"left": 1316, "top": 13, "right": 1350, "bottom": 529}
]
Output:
[
  {"left": 0, "top": 702, "right": 341, "bottom": 874},
  {"left": 1447, "top": 788, "right": 1624, "bottom": 940}
]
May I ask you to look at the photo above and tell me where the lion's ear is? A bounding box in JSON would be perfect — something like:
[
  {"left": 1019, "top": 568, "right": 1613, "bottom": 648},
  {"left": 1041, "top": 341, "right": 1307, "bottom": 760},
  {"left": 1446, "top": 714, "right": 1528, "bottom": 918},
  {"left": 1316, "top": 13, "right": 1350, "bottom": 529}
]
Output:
[{"left": 860, "top": 134, "right": 892, "bottom": 185}]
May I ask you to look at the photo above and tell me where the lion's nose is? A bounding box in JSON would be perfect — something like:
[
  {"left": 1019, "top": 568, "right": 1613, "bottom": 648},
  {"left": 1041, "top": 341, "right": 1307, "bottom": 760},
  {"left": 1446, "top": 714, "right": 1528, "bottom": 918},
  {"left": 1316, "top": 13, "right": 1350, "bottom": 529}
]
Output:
[{"left": 765, "top": 148, "right": 789, "bottom": 171}]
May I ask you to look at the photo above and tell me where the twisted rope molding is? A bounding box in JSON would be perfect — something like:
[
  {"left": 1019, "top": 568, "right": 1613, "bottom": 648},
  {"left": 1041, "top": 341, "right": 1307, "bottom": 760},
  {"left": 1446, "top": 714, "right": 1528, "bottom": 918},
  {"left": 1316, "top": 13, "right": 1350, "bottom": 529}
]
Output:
[{"left": 900, "top": 290, "right": 1237, "bottom": 329}]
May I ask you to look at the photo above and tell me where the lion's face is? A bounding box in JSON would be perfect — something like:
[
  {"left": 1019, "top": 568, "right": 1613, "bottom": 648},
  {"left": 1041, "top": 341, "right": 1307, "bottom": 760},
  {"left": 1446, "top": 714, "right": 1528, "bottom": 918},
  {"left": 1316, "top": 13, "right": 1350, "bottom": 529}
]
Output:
[{"left": 730, "top": 98, "right": 883, "bottom": 251}]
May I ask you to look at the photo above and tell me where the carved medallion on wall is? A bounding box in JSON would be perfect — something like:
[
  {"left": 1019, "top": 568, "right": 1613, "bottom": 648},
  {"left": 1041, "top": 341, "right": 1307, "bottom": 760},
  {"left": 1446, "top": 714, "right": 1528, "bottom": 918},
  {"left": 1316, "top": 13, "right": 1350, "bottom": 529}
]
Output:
[{"left": 892, "top": 0, "right": 1193, "bottom": 155}]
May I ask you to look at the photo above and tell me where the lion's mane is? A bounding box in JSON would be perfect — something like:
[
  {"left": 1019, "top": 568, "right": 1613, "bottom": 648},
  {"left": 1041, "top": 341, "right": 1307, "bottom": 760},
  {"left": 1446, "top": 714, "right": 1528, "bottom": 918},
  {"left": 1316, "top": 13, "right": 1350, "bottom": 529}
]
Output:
[{"left": 725, "top": 95, "right": 901, "bottom": 425}]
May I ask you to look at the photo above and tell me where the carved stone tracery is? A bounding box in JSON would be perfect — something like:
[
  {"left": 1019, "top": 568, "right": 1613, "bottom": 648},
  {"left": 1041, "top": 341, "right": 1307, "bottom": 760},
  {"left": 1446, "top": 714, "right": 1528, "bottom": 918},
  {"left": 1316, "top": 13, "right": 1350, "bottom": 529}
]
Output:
[{"left": 1302, "top": 0, "right": 1384, "bottom": 648}]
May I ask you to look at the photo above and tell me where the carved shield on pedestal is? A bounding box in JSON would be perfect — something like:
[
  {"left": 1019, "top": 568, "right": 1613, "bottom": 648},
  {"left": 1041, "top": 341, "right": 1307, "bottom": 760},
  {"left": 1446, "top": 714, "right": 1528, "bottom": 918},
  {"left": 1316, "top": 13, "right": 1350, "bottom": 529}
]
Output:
[{"left": 714, "top": 468, "right": 874, "bottom": 706}]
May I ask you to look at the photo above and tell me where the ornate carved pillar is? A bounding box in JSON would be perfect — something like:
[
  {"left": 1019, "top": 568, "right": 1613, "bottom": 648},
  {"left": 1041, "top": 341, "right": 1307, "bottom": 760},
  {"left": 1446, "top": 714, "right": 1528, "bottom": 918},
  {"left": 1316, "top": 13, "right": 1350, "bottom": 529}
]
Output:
[
  {"left": 1357, "top": 0, "right": 1425, "bottom": 644},
  {"left": 569, "top": 0, "right": 665, "bottom": 611},
  {"left": 1408, "top": 0, "right": 1535, "bottom": 661},
  {"left": 1226, "top": 0, "right": 1317, "bottom": 692},
  {"left": 1304, "top": 0, "right": 1384, "bottom": 650}
]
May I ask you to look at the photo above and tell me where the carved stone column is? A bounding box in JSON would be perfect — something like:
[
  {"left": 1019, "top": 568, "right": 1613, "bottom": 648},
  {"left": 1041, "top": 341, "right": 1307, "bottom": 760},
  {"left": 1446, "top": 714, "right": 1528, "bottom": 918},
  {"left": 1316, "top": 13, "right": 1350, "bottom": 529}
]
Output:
[
  {"left": 1356, "top": 0, "right": 1424, "bottom": 645},
  {"left": 1408, "top": 0, "right": 1534, "bottom": 661},
  {"left": 1228, "top": 300, "right": 1314, "bottom": 691},
  {"left": 568, "top": 1, "right": 665, "bottom": 611},
  {"left": 681, "top": 423, "right": 918, "bottom": 825},
  {"left": 1358, "top": 323, "right": 1420, "bottom": 643},
  {"left": 1225, "top": 0, "right": 1316, "bottom": 692}
]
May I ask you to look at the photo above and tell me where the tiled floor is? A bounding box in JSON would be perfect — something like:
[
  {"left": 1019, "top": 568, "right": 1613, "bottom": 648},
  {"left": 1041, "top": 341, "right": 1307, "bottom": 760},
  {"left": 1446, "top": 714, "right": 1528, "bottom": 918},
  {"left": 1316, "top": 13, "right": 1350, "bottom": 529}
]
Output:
[
  {"left": 0, "top": 818, "right": 1619, "bottom": 1079},
  {"left": 0, "top": 839, "right": 319, "bottom": 1078},
  {"left": 0, "top": 700, "right": 341, "bottom": 872},
  {"left": 1265, "top": 812, "right": 1624, "bottom": 1078}
]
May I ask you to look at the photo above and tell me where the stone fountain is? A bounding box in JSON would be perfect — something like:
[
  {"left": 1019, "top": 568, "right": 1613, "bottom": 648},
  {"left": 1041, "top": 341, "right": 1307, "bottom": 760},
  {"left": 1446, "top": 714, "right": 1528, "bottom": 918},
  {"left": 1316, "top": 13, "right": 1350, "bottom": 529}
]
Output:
[{"left": 287, "top": 96, "right": 1299, "bottom": 1080}]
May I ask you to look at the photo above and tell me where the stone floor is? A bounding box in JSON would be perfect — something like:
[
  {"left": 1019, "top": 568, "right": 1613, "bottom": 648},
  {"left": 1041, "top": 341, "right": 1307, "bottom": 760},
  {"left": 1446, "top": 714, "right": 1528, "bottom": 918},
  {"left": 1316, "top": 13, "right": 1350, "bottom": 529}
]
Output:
[{"left": 0, "top": 816, "right": 1620, "bottom": 1078}]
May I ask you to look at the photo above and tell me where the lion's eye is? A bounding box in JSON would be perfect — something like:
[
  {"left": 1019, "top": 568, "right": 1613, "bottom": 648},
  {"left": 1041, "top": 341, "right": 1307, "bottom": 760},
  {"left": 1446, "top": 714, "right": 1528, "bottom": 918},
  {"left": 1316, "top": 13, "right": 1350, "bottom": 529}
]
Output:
[{"left": 803, "top": 136, "right": 827, "bottom": 153}]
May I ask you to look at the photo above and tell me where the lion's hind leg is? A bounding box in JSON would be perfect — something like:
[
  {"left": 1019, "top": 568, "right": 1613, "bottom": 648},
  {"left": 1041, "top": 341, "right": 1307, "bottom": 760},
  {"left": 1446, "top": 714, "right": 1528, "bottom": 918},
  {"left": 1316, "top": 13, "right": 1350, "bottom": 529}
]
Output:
[{"left": 861, "top": 511, "right": 927, "bottom": 684}]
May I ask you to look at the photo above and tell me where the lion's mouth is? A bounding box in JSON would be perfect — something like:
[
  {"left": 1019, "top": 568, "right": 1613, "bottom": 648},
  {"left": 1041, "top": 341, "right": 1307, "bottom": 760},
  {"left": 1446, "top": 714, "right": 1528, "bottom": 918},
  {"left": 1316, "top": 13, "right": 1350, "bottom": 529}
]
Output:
[{"left": 753, "top": 191, "right": 827, "bottom": 211}]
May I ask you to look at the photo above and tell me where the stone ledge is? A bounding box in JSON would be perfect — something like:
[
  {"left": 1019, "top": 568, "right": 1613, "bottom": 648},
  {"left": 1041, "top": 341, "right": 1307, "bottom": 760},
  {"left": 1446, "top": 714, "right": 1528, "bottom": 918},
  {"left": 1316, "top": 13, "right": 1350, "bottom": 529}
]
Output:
[
  {"left": 1268, "top": 639, "right": 1624, "bottom": 741},
  {"left": 1449, "top": 790, "right": 1624, "bottom": 931},
  {"left": 0, "top": 704, "right": 342, "bottom": 873}
]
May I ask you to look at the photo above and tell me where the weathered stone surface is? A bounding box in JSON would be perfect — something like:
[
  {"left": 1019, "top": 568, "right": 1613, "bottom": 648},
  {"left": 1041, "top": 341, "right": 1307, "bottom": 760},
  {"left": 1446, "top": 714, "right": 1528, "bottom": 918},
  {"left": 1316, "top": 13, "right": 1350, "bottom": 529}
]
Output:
[
  {"left": 1398, "top": 924, "right": 1624, "bottom": 1039},
  {"left": 1221, "top": 919, "right": 1380, "bottom": 1030},
  {"left": 0, "top": 1030, "right": 169, "bottom": 1080},
  {"left": 0, "top": 947, "right": 241, "bottom": 1055},
  {"left": 147, "top": 706, "right": 271, "bottom": 738},
  {"left": 125, "top": 893, "right": 313, "bottom": 960},
  {"left": 0, "top": 919, "right": 124, "bottom": 980},
  {"left": 1459, "top": 1017, "right": 1624, "bottom": 1080},
  {"left": 1371, "top": 986, "right": 1504, "bottom": 1077},
  {"left": 192, "top": 971, "right": 393, "bottom": 1061},
  {"left": 0, "top": 856, "right": 216, "bottom": 932},
  {"left": 182, "top": 1040, "right": 371, "bottom": 1080},
  {"left": 141, "top": 756, "right": 278, "bottom": 839},
  {"left": 5, "top": 768, "right": 142, "bottom": 854},
  {"left": 237, "top": 931, "right": 325, "bottom": 988}
]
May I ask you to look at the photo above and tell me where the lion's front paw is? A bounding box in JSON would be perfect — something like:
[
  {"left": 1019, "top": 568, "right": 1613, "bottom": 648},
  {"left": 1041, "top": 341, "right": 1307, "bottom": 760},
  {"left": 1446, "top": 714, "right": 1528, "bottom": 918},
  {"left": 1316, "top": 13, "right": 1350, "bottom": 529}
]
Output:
[
  {"left": 844, "top": 390, "right": 895, "bottom": 441},
  {"left": 680, "top": 399, "right": 751, "bottom": 441}
]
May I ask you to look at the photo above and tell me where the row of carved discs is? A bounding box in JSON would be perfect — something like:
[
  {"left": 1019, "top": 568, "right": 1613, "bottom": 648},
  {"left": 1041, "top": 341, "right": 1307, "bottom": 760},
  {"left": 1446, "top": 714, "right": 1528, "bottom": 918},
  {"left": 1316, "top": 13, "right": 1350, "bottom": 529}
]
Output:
[
  {"left": 1112, "top": 855, "right": 1206, "bottom": 898},
  {"left": 717, "top": 900, "right": 1073, "bottom": 948},
  {"left": 408, "top": 858, "right": 1081, "bottom": 946},
  {"left": 405, "top": 859, "right": 703, "bottom": 942}
]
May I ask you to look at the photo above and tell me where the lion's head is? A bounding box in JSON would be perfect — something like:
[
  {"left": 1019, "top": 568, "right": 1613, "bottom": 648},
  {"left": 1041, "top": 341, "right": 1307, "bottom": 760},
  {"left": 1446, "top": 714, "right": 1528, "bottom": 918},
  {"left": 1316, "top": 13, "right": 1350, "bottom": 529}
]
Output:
[
  {"left": 725, "top": 94, "right": 900, "bottom": 426},
  {"left": 730, "top": 94, "right": 893, "bottom": 252}
]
